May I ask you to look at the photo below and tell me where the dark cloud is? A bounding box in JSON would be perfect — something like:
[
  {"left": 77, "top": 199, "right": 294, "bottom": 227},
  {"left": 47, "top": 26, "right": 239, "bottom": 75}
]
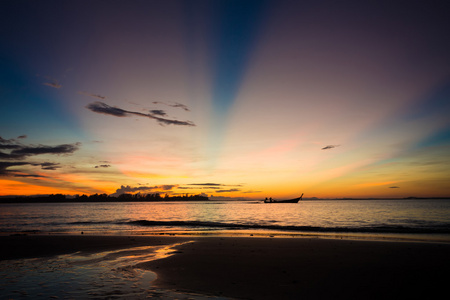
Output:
[
  {"left": 0, "top": 151, "right": 21, "bottom": 159},
  {"left": 17, "top": 135, "right": 27, "bottom": 139},
  {"left": 0, "top": 144, "right": 22, "bottom": 150},
  {"left": 86, "top": 102, "right": 128, "bottom": 117},
  {"left": 322, "top": 145, "right": 340, "bottom": 150},
  {"left": 153, "top": 101, "right": 190, "bottom": 112},
  {"left": 188, "top": 183, "right": 242, "bottom": 189},
  {"left": 12, "top": 143, "right": 80, "bottom": 157},
  {"left": 0, "top": 161, "right": 61, "bottom": 175},
  {"left": 0, "top": 162, "right": 29, "bottom": 175},
  {"left": 95, "top": 164, "right": 111, "bottom": 168},
  {"left": 0, "top": 137, "right": 12, "bottom": 143},
  {"left": 216, "top": 188, "right": 241, "bottom": 193},
  {"left": 14, "top": 174, "right": 47, "bottom": 178},
  {"left": 1, "top": 143, "right": 80, "bottom": 160},
  {"left": 389, "top": 186, "right": 400, "bottom": 189},
  {"left": 189, "top": 183, "right": 224, "bottom": 186},
  {"left": 34, "top": 162, "right": 61, "bottom": 170},
  {"left": 0, "top": 137, "right": 21, "bottom": 149},
  {"left": 149, "top": 110, "right": 167, "bottom": 116},
  {"left": 78, "top": 91, "right": 107, "bottom": 100},
  {"left": 0, "top": 137, "right": 80, "bottom": 176},
  {"left": 86, "top": 101, "right": 195, "bottom": 126},
  {"left": 110, "top": 184, "right": 178, "bottom": 196}
]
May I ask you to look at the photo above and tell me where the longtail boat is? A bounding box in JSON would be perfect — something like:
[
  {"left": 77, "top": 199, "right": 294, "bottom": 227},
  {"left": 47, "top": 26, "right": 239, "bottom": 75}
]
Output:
[{"left": 263, "top": 193, "right": 303, "bottom": 203}]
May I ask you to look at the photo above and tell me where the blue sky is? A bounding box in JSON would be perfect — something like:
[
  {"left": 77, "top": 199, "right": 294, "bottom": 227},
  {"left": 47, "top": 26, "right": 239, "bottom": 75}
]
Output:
[{"left": 1, "top": 0, "right": 450, "bottom": 198}]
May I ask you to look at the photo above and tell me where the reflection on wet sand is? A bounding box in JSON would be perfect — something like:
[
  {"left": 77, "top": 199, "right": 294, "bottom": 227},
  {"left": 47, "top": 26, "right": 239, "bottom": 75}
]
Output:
[{"left": 0, "top": 241, "right": 229, "bottom": 299}]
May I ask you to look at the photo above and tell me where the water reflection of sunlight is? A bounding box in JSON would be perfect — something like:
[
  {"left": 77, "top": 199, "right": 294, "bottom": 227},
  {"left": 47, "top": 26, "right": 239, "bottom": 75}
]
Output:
[{"left": 0, "top": 241, "right": 229, "bottom": 300}]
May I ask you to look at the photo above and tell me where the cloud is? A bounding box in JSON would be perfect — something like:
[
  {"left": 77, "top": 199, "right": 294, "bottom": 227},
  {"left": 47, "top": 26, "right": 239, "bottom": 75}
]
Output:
[
  {"left": 189, "top": 183, "right": 224, "bottom": 186},
  {"left": 17, "top": 135, "right": 27, "bottom": 139},
  {"left": 110, "top": 184, "right": 178, "bottom": 196},
  {"left": 86, "top": 102, "right": 128, "bottom": 117},
  {"left": 188, "top": 183, "right": 242, "bottom": 189},
  {"left": 14, "top": 174, "right": 47, "bottom": 178},
  {"left": 0, "top": 161, "right": 29, "bottom": 175},
  {"left": 34, "top": 162, "right": 61, "bottom": 170},
  {"left": 0, "top": 137, "right": 80, "bottom": 176},
  {"left": 86, "top": 101, "right": 195, "bottom": 126},
  {"left": 94, "top": 164, "right": 111, "bottom": 168},
  {"left": 13, "top": 143, "right": 79, "bottom": 156},
  {"left": 0, "top": 144, "right": 22, "bottom": 150},
  {"left": 37, "top": 74, "right": 62, "bottom": 89},
  {"left": 1, "top": 143, "right": 80, "bottom": 160},
  {"left": 0, "top": 136, "right": 22, "bottom": 149},
  {"left": 43, "top": 81, "right": 62, "bottom": 89},
  {"left": 322, "top": 145, "right": 340, "bottom": 150},
  {"left": 389, "top": 186, "right": 400, "bottom": 189},
  {"left": 149, "top": 110, "right": 167, "bottom": 116},
  {"left": 216, "top": 188, "right": 241, "bottom": 193},
  {"left": 78, "top": 91, "right": 107, "bottom": 100},
  {"left": 153, "top": 101, "right": 190, "bottom": 112},
  {"left": 0, "top": 161, "right": 61, "bottom": 175}
]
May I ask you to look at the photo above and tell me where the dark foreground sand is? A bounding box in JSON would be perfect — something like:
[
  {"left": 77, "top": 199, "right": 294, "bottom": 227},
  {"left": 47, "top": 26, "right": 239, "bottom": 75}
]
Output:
[{"left": 2, "top": 235, "right": 449, "bottom": 299}]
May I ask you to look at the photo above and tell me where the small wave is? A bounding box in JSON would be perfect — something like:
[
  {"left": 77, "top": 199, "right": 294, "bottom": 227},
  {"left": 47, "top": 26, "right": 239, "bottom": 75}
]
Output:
[{"left": 125, "top": 220, "right": 450, "bottom": 234}]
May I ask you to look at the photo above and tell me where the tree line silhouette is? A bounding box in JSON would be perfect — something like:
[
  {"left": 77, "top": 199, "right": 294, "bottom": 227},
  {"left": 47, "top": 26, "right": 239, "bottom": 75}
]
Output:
[{"left": 0, "top": 193, "right": 209, "bottom": 203}]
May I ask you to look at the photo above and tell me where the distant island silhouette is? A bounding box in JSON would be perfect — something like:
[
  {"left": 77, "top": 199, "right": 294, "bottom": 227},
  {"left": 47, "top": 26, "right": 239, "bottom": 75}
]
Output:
[{"left": 0, "top": 193, "right": 209, "bottom": 203}]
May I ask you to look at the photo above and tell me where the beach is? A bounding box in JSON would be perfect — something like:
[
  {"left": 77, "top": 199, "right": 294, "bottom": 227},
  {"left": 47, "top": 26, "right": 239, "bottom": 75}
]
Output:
[{"left": 1, "top": 234, "right": 449, "bottom": 299}]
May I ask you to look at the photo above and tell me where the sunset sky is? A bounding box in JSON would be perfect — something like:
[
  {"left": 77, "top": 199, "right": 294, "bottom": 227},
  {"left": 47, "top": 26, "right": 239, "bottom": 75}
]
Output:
[{"left": 1, "top": 0, "right": 449, "bottom": 199}]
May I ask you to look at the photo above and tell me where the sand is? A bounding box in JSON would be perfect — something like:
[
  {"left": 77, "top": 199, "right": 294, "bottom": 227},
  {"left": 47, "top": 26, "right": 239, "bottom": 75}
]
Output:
[{"left": 1, "top": 235, "right": 449, "bottom": 299}]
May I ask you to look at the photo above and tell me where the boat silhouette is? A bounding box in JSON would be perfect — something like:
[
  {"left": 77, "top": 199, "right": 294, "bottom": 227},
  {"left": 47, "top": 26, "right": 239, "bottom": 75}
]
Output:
[{"left": 263, "top": 194, "right": 303, "bottom": 203}]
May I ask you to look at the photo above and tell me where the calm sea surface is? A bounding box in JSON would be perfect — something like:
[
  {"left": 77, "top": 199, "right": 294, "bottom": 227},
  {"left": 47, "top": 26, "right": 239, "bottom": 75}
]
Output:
[{"left": 1, "top": 199, "right": 449, "bottom": 242}]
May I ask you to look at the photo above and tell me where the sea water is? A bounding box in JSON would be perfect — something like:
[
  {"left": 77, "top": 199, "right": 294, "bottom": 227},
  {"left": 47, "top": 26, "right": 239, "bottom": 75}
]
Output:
[
  {"left": 1, "top": 199, "right": 449, "bottom": 299},
  {"left": 1, "top": 199, "right": 449, "bottom": 242}
]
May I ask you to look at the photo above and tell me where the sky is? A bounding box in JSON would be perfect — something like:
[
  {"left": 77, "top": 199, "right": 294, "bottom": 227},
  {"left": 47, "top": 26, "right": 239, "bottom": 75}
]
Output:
[{"left": 1, "top": 0, "right": 450, "bottom": 199}]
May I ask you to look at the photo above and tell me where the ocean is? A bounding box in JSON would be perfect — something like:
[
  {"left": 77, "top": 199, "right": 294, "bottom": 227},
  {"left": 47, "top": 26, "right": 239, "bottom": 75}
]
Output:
[
  {"left": 1, "top": 199, "right": 450, "bottom": 299},
  {"left": 1, "top": 199, "right": 449, "bottom": 242}
]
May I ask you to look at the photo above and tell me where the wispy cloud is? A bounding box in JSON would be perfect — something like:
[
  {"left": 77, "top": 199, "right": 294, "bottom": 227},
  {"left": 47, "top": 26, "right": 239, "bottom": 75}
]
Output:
[
  {"left": 149, "top": 110, "right": 167, "bottom": 116},
  {"left": 86, "top": 101, "right": 195, "bottom": 126},
  {"left": 13, "top": 174, "right": 47, "bottom": 178},
  {"left": 153, "top": 101, "right": 190, "bottom": 112},
  {"left": 0, "top": 136, "right": 80, "bottom": 175},
  {"left": 322, "top": 145, "right": 340, "bottom": 150},
  {"left": 187, "top": 183, "right": 243, "bottom": 193},
  {"left": 0, "top": 161, "right": 29, "bottom": 175},
  {"left": 189, "top": 183, "right": 224, "bottom": 186},
  {"left": 1, "top": 143, "right": 80, "bottom": 160},
  {"left": 94, "top": 164, "right": 111, "bottom": 168},
  {"left": 43, "top": 81, "right": 62, "bottom": 89},
  {"left": 37, "top": 74, "right": 62, "bottom": 89},
  {"left": 0, "top": 161, "right": 59, "bottom": 175},
  {"left": 78, "top": 91, "right": 107, "bottom": 100},
  {"left": 216, "top": 188, "right": 241, "bottom": 193},
  {"left": 389, "top": 186, "right": 400, "bottom": 189},
  {"left": 36, "top": 162, "right": 61, "bottom": 170},
  {"left": 86, "top": 102, "right": 128, "bottom": 117}
]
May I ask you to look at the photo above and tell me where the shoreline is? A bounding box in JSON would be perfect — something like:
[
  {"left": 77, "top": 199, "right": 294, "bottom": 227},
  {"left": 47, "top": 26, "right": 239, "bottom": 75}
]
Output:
[
  {"left": 1, "top": 234, "right": 450, "bottom": 299},
  {"left": 138, "top": 236, "right": 450, "bottom": 299}
]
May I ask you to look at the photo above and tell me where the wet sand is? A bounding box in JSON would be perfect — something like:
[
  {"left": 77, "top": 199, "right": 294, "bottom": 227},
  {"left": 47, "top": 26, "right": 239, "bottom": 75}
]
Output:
[
  {"left": 0, "top": 234, "right": 191, "bottom": 260},
  {"left": 2, "top": 235, "right": 449, "bottom": 299}
]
